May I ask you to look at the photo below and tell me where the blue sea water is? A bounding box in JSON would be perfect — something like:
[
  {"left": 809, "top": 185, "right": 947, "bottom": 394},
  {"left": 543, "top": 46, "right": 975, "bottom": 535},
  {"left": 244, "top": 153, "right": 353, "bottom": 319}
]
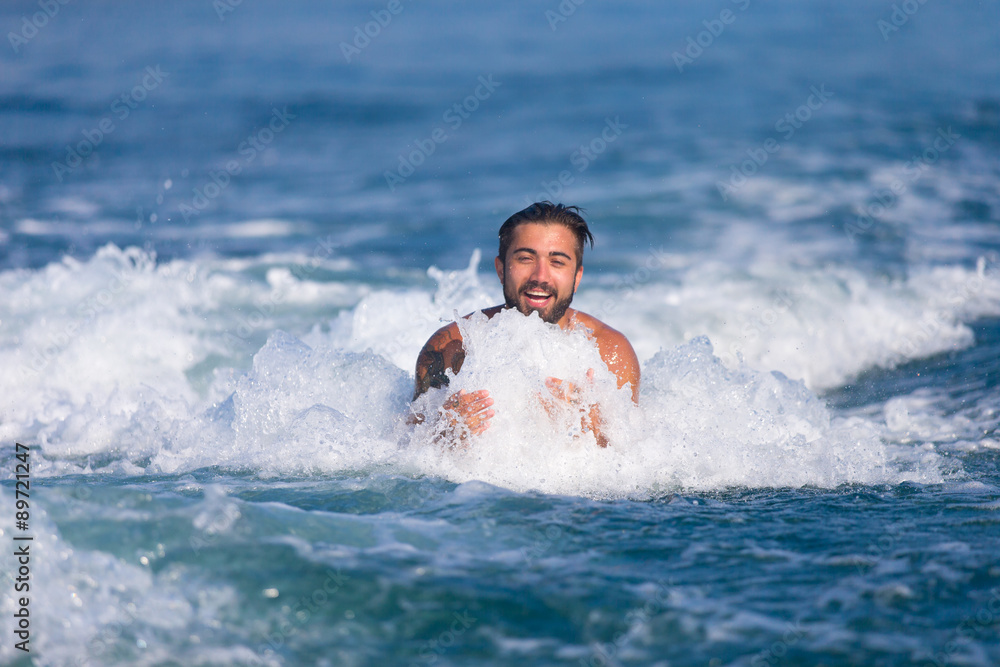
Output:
[{"left": 2, "top": 0, "right": 1000, "bottom": 665}]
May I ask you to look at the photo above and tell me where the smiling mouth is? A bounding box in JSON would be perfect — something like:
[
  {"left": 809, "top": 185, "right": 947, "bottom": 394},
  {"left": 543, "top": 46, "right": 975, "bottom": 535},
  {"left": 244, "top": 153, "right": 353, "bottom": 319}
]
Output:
[{"left": 522, "top": 289, "right": 553, "bottom": 308}]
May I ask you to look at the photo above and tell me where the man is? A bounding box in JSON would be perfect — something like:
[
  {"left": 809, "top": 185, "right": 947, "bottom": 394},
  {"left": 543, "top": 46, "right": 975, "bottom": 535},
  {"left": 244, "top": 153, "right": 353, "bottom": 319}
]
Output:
[{"left": 412, "top": 201, "right": 640, "bottom": 447}]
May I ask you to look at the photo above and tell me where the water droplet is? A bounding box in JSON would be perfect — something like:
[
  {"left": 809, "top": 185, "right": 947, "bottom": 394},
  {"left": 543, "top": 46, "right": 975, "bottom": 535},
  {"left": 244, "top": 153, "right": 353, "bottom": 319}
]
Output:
[{"left": 263, "top": 588, "right": 279, "bottom": 598}]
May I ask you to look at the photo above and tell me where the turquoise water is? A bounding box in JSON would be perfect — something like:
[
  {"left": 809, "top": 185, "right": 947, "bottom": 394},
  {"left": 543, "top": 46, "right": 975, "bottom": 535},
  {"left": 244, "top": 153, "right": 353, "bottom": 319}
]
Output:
[
  {"left": 2, "top": 0, "right": 1000, "bottom": 665},
  {"left": 16, "top": 470, "right": 1000, "bottom": 666}
]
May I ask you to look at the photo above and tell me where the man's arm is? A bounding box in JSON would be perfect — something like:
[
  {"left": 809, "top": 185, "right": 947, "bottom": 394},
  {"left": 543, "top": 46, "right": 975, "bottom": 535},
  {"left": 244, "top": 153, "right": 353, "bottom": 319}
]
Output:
[
  {"left": 590, "top": 327, "right": 639, "bottom": 446},
  {"left": 411, "top": 323, "right": 495, "bottom": 438},
  {"left": 595, "top": 327, "right": 641, "bottom": 404},
  {"left": 413, "top": 323, "right": 465, "bottom": 400}
]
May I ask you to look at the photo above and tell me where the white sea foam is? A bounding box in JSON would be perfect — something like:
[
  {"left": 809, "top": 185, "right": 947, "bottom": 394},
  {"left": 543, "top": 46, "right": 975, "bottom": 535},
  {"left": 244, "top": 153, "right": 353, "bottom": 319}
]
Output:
[
  {"left": 404, "top": 323, "right": 927, "bottom": 495},
  {"left": 4, "top": 244, "right": 998, "bottom": 494},
  {"left": 576, "top": 255, "right": 1000, "bottom": 390}
]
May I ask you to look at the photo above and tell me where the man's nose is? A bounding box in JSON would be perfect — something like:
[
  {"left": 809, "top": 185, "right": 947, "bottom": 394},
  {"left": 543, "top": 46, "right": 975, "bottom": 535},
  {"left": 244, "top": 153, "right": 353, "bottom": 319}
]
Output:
[{"left": 530, "top": 261, "right": 550, "bottom": 282}]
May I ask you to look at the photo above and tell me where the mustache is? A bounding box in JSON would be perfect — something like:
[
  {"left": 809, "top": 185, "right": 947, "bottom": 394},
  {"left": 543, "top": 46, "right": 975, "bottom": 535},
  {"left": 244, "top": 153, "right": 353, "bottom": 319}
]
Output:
[{"left": 520, "top": 280, "right": 557, "bottom": 295}]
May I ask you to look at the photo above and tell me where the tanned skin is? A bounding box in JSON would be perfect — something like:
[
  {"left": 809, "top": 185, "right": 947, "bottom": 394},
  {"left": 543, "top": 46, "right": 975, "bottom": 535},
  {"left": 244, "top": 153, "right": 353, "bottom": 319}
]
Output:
[{"left": 412, "top": 222, "right": 641, "bottom": 446}]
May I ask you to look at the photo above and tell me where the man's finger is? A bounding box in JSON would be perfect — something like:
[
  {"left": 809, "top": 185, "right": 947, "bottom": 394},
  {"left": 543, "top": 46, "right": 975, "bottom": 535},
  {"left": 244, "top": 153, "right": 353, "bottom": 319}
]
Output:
[
  {"left": 455, "top": 397, "right": 491, "bottom": 420},
  {"left": 467, "top": 396, "right": 494, "bottom": 413},
  {"left": 467, "top": 409, "right": 494, "bottom": 434},
  {"left": 472, "top": 413, "right": 493, "bottom": 434},
  {"left": 446, "top": 389, "right": 490, "bottom": 411},
  {"left": 545, "top": 377, "right": 582, "bottom": 403},
  {"left": 470, "top": 408, "right": 495, "bottom": 425}
]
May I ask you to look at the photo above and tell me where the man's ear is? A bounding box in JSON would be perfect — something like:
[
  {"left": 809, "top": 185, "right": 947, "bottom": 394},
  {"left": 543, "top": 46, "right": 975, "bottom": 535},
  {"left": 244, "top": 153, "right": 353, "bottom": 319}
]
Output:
[
  {"left": 574, "top": 264, "right": 583, "bottom": 293},
  {"left": 495, "top": 256, "right": 504, "bottom": 284}
]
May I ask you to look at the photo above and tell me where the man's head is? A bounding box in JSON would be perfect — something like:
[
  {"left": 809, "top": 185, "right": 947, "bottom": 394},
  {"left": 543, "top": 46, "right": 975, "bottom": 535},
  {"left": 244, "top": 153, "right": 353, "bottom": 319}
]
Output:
[
  {"left": 497, "top": 202, "right": 594, "bottom": 271},
  {"left": 495, "top": 202, "right": 594, "bottom": 326}
]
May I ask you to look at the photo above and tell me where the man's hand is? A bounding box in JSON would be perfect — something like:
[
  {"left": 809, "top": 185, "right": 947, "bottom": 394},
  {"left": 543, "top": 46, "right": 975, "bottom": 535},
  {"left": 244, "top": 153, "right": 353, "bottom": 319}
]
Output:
[
  {"left": 543, "top": 368, "right": 594, "bottom": 405},
  {"left": 443, "top": 389, "right": 495, "bottom": 437},
  {"left": 541, "top": 370, "right": 608, "bottom": 447}
]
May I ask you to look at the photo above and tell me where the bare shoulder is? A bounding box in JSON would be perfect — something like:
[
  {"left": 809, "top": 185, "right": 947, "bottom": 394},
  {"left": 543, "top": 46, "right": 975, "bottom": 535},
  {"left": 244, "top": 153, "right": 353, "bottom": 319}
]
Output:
[
  {"left": 571, "top": 311, "right": 634, "bottom": 352},
  {"left": 414, "top": 307, "right": 503, "bottom": 400},
  {"left": 421, "top": 306, "right": 503, "bottom": 349},
  {"left": 481, "top": 305, "right": 504, "bottom": 319},
  {"left": 571, "top": 310, "right": 641, "bottom": 401},
  {"left": 423, "top": 320, "right": 463, "bottom": 351}
]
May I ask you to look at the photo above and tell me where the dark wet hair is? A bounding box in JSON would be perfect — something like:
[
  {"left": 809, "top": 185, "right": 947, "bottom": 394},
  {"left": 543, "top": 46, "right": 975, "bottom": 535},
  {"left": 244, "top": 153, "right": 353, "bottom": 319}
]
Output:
[{"left": 497, "top": 201, "right": 594, "bottom": 268}]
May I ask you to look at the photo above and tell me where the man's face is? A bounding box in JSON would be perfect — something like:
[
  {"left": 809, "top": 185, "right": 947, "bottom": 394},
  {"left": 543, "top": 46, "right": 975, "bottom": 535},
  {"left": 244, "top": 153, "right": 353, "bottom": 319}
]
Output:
[{"left": 495, "top": 222, "right": 583, "bottom": 326}]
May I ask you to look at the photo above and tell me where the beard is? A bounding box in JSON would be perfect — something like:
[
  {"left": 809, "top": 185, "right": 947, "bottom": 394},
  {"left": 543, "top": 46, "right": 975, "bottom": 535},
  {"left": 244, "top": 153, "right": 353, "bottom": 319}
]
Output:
[{"left": 502, "top": 278, "right": 575, "bottom": 324}]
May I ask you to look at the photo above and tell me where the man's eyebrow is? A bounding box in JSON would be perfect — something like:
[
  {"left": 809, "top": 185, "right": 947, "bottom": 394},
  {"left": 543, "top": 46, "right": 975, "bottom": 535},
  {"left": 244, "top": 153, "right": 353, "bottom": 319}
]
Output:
[{"left": 511, "top": 247, "right": 574, "bottom": 261}]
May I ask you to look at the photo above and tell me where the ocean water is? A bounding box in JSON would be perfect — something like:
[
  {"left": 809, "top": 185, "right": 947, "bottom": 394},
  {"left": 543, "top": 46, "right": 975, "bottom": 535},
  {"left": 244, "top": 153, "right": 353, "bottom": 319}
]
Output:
[{"left": 2, "top": 0, "right": 1000, "bottom": 665}]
